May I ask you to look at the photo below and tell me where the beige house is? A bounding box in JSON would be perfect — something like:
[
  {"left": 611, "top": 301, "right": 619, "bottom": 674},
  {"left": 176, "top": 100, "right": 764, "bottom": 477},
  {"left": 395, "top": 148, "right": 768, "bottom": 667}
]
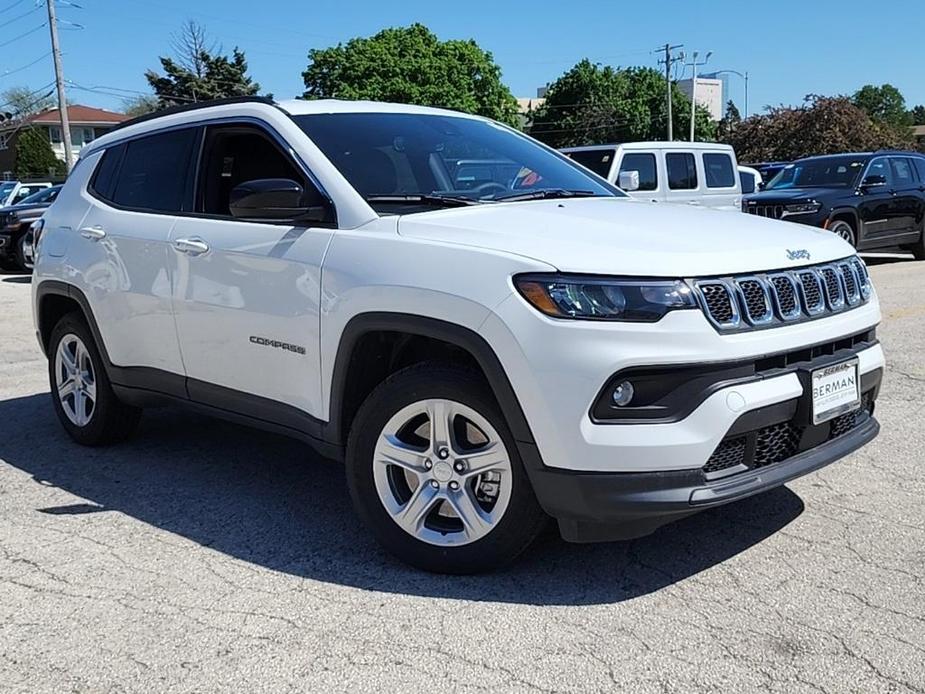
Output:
[{"left": 0, "top": 104, "right": 128, "bottom": 179}]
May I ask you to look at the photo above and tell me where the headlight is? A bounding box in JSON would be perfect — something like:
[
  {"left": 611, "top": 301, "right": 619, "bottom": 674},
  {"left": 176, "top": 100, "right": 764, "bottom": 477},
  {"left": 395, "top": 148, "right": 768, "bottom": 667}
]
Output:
[
  {"left": 783, "top": 202, "right": 821, "bottom": 215},
  {"left": 515, "top": 274, "right": 696, "bottom": 322}
]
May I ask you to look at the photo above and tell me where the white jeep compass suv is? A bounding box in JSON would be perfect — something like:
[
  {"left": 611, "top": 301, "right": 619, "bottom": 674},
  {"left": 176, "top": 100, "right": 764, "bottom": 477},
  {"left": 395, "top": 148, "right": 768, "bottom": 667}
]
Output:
[{"left": 31, "top": 97, "right": 884, "bottom": 573}]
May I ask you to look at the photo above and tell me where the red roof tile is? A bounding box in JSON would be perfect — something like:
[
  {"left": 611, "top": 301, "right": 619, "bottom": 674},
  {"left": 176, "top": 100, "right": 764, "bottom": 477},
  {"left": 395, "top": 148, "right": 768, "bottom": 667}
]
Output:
[{"left": 26, "top": 104, "right": 128, "bottom": 125}]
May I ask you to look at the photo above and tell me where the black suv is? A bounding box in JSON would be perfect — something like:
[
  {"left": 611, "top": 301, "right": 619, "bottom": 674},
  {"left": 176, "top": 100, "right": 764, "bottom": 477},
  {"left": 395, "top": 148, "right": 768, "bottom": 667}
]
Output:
[{"left": 743, "top": 152, "right": 925, "bottom": 258}]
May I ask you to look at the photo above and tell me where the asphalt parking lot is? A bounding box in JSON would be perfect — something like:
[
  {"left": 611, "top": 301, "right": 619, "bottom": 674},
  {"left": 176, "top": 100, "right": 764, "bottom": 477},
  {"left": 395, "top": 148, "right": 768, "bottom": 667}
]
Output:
[{"left": 0, "top": 258, "right": 923, "bottom": 694}]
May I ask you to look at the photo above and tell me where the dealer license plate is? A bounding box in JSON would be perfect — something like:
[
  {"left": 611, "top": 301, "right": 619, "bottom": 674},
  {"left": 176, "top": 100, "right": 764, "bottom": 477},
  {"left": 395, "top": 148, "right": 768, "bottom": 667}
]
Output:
[{"left": 811, "top": 359, "right": 860, "bottom": 424}]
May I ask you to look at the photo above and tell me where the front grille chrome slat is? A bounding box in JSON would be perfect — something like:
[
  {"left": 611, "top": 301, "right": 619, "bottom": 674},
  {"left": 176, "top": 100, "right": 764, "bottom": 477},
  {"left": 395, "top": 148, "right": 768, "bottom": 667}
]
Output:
[{"left": 694, "top": 257, "right": 871, "bottom": 333}]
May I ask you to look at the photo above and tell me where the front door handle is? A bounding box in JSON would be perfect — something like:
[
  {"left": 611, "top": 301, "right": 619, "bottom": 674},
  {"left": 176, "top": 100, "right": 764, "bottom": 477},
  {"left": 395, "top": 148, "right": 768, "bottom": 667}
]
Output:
[
  {"left": 174, "top": 237, "right": 210, "bottom": 256},
  {"left": 79, "top": 226, "right": 106, "bottom": 241}
]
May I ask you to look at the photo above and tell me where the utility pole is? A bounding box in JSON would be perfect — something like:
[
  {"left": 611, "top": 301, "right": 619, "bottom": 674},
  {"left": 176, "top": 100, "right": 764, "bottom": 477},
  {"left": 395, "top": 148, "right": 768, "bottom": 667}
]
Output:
[
  {"left": 685, "top": 51, "right": 712, "bottom": 142},
  {"left": 656, "top": 43, "right": 683, "bottom": 141},
  {"left": 46, "top": 0, "right": 74, "bottom": 172}
]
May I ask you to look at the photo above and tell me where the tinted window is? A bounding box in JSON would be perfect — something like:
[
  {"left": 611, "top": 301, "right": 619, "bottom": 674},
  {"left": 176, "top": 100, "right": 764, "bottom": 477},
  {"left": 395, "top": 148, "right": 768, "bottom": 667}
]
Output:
[
  {"left": 619, "top": 153, "right": 658, "bottom": 191},
  {"left": 913, "top": 158, "right": 925, "bottom": 182},
  {"left": 865, "top": 157, "right": 892, "bottom": 187},
  {"left": 110, "top": 128, "right": 197, "bottom": 212},
  {"left": 703, "top": 153, "right": 735, "bottom": 188},
  {"left": 765, "top": 157, "right": 866, "bottom": 190},
  {"left": 890, "top": 157, "right": 914, "bottom": 187},
  {"left": 198, "top": 125, "right": 312, "bottom": 217},
  {"left": 568, "top": 149, "right": 616, "bottom": 178},
  {"left": 739, "top": 170, "right": 756, "bottom": 194},
  {"left": 19, "top": 186, "right": 60, "bottom": 205},
  {"left": 666, "top": 153, "right": 698, "bottom": 190},
  {"left": 90, "top": 144, "right": 125, "bottom": 200}
]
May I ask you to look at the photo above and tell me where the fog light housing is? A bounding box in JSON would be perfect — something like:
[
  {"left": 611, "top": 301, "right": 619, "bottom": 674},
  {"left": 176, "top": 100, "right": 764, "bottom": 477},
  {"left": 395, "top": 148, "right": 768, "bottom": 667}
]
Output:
[{"left": 611, "top": 381, "right": 635, "bottom": 407}]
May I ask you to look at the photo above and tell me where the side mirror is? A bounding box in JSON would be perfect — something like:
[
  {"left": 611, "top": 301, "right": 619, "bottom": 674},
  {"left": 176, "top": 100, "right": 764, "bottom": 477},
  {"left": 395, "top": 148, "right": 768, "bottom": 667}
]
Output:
[
  {"left": 860, "top": 174, "right": 887, "bottom": 190},
  {"left": 757, "top": 181, "right": 766, "bottom": 190},
  {"left": 618, "top": 170, "right": 640, "bottom": 192},
  {"left": 229, "top": 178, "right": 333, "bottom": 224}
]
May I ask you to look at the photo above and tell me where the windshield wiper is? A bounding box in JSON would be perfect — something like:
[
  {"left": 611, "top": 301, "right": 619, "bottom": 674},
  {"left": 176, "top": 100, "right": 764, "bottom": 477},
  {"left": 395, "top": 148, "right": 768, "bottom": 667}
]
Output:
[
  {"left": 365, "top": 194, "right": 483, "bottom": 208},
  {"left": 492, "top": 189, "right": 600, "bottom": 203}
]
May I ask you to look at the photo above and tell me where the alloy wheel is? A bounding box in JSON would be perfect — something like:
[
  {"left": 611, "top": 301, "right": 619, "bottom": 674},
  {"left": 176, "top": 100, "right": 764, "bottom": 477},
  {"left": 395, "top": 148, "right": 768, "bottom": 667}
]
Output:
[
  {"left": 830, "top": 221, "right": 856, "bottom": 247},
  {"left": 372, "top": 398, "right": 513, "bottom": 546},
  {"left": 54, "top": 334, "right": 97, "bottom": 427}
]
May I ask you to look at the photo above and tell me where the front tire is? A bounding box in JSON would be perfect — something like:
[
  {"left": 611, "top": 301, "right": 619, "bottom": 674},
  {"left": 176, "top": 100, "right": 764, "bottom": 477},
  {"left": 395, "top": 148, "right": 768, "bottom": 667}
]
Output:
[
  {"left": 345, "top": 363, "right": 547, "bottom": 573},
  {"left": 48, "top": 313, "right": 142, "bottom": 446},
  {"left": 15, "top": 234, "right": 32, "bottom": 273}
]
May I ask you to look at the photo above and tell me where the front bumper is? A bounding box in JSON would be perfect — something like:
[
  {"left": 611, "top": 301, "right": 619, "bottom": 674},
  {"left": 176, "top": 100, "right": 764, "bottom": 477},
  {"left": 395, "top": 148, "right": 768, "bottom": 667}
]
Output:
[{"left": 532, "top": 414, "right": 879, "bottom": 542}]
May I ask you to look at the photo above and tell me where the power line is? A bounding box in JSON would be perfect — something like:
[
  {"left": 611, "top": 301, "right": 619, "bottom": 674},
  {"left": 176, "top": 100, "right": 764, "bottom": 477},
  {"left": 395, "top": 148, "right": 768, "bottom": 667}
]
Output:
[
  {"left": 0, "top": 0, "right": 27, "bottom": 14},
  {"left": 0, "top": 23, "right": 46, "bottom": 49},
  {"left": 0, "top": 4, "right": 39, "bottom": 28},
  {"left": 0, "top": 51, "right": 52, "bottom": 80}
]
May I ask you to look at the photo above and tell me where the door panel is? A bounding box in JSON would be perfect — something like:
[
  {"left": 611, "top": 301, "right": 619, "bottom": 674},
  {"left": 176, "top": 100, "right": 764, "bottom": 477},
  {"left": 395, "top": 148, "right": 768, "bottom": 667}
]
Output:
[
  {"left": 170, "top": 217, "right": 333, "bottom": 417},
  {"left": 887, "top": 157, "right": 921, "bottom": 238},
  {"left": 857, "top": 157, "right": 896, "bottom": 244},
  {"left": 170, "top": 121, "right": 335, "bottom": 419}
]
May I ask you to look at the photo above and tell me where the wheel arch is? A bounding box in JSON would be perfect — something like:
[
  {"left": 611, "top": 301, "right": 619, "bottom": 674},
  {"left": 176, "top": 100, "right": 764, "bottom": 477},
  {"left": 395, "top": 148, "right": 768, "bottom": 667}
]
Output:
[
  {"left": 35, "top": 281, "right": 107, "bottom": 359},
  {"left": 827, "top": 208, "right": 859, "bottom": 231},
  {"left": 325, "top": 313, "right": 539, "bottom": 458}
]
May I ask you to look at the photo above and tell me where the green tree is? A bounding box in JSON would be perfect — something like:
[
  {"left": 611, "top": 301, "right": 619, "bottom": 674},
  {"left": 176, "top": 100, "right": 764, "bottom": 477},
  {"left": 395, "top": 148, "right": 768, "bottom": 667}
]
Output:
[
  {"left": 529, "top": 60, "right": 715, "bottom": 147},
  {"left": 145, "top": 22, "right": 262, "bottom": 108},
  {"left": 302, "top": 24, "right": 520, "bottom": 125},
  {"left": 722, "top": 95, "right": 915, "bottom": 162},
  {"left": 911, "top": 105, "right": 925, "bottom": 125},
  {"left": 122, "top": 94, "right": 160, "bottom": 118},
  {"left": 852, "top": 83, "right": 911, "bottom": 127},
  {"left": 14, "top": 127, "right": 66, "bottom": 178},
  {"left": 1, "top": 86, "right": 55, "bottom": 119},
  {"left": 716, "top": 100, "right": 741, "bottom": 140}
]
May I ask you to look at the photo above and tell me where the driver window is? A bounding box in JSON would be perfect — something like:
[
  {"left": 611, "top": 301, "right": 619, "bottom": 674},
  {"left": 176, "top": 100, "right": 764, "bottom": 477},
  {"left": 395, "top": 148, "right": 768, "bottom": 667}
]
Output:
[
  {"left": 866, "top": 158, "right": 892, "bottom": 187},
  {"left": 198, "top": 124, "right": 312, "bottom": 217}
]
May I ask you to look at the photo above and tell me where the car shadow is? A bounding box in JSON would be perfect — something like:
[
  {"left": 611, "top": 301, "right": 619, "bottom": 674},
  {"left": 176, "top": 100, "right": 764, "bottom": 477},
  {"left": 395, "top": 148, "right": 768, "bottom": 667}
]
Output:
[{"left": 0, "top": 392, "right": 805, "bottom": 605}]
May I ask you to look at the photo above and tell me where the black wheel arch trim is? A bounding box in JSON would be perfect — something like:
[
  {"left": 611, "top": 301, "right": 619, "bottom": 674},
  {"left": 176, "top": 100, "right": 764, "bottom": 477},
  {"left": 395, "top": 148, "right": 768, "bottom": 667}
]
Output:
[{"left": 325, "top": 312, "right": 541, "bottom": 463}]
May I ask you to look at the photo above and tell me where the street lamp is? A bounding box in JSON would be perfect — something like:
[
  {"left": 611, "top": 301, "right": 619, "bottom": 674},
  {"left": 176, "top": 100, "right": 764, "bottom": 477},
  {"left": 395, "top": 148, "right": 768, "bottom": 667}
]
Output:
[
  {"left": 711, "top": 69, "right": 749, "bottom": 118},
  {"left": 686, "top": 51, "right": 712, "bottom": 142}
]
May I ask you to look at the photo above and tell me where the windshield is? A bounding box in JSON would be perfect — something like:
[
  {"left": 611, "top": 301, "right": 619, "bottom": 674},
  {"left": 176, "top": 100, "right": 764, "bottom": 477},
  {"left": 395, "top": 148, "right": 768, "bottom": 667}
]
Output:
[
  {"left": 292, "top": 112, "right": 620, "bottom": 212},
  {"left": 764, "top": 157, "right": 866, "bottom": 190},
  {"left": 18, "top": 186, "right": 60, "bottom": 205}
]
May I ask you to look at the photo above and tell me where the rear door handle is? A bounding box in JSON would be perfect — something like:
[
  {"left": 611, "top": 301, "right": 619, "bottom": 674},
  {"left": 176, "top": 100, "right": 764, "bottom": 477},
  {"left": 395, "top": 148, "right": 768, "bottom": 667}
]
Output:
[
  {"left": 79, "top": 226, "right": 106, "bottom": 241},
  {"left": 174, "top": 237, "right": 210, "bottom": 256}
]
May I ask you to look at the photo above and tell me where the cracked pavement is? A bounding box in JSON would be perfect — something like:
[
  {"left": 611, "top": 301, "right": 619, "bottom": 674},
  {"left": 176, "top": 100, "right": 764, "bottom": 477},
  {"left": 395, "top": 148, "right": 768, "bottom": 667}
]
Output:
[{"left": 0, "top": 257, "right": 923, "bottom": 693}]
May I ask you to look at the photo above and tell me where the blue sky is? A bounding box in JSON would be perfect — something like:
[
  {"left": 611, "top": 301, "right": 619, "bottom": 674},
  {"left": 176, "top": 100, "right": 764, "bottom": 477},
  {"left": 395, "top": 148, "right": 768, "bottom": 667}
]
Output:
[{"left": 3, "top": 0, "right": 924, "bottom": 116}]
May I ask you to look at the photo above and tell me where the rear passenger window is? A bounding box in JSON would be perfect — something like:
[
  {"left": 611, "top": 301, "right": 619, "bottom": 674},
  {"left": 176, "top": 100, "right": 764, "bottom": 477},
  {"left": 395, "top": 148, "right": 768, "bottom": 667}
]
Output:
[
  {"left": 109, "top": 128, "right": 198, "bottom": 212},
  {"left": 666, "top": 153, "right": 698, "bottom": 190},
  {"left": 914, "top": 158, "right": 925, "bottom": 182},
  {"left": 890, "top": 158, "right": 914, "bottom": 187},
  {"left": 703, "top": 153, "right": 735, "bottom": 188},
  {"left": 619, "top": 153, "right": 658, "bottom": 191}
]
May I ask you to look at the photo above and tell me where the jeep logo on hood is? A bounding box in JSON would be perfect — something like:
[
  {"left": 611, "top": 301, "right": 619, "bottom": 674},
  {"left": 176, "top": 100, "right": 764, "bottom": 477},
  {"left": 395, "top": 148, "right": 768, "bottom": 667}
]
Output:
[{"left": 786, "top": 249, "right": 811, "bottom": 261}]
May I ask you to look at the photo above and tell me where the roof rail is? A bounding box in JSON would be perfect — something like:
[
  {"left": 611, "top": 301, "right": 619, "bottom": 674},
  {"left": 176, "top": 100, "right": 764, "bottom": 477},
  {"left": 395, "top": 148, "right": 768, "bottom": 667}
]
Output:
[{"left": 110, "top": 96, "right": 277, "bottom": 132}]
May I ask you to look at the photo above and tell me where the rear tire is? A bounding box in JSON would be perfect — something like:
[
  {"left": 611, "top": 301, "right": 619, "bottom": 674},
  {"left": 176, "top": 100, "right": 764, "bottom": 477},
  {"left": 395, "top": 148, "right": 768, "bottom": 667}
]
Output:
[
  {"left": 48, "top": 312, "right": 142, "bottom": 446},
  {"left": 905, "top": 223, "right": 925, "bottom": 260},
  {"left": 15, "top": 234, "right": 31, "bottom": 273},
  {"left": 345, "top": 362, "right": 547, "bottom": 573}
]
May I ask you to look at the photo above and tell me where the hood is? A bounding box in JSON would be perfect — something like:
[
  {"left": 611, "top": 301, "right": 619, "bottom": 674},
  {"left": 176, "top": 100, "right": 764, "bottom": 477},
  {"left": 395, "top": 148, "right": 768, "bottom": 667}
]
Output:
[
  {"left": 397, "top": 198, "right": 852, "bottom": 277},
  {"left": 746, "top": 187, "right": 844, "bottom": 202}
]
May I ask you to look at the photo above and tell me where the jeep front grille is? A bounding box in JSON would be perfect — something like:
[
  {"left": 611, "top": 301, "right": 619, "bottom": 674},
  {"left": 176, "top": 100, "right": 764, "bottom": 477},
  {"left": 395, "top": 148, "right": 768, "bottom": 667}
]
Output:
[
  {"left": 694, "top": 257, "right": 870, "bottom": 332},
  {"left": 745, "top": 203, "right": 784, "bottom": 219}
]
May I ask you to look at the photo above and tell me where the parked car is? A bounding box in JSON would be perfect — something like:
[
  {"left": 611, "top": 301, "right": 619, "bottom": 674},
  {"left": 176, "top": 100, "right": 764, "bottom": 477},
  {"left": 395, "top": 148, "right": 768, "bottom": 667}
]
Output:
[
  {"left": 32, "top": 97, "right": 883, "bottom": 573},
  {"left": 743, "top": 152, "right": 925, "bottom": 258},
  {"left": 738, "top": 165, "right": 763, "bottom": 195},
  {"left": 561, "top": 142, "right": 743, "bottom": 211},
  {"left": 0, "top": 180, "right": 53, "bottom": 208},
  {"left": 743, "top": 161, "right": 790, "bottom": 183},
  {"left": 0, "top": 185, "right": 61, "bottom": 271}
]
